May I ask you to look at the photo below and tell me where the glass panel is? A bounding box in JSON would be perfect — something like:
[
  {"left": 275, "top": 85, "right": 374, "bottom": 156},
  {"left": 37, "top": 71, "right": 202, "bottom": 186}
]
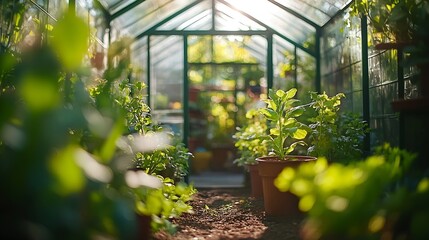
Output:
[
  {"left": 213, "top": 36, "right": 259, "bottom": 63},
  {"left": 275, "top": 0, "right": 351, "bottom": 26},
  {"left": 296, "top": 49, "right": 316, "bottom": 102},
  {"left": 352, "top": 91, "right": 363, "bottom": 113},
  {"left": 272, "top": 36, "right": 315, "bottom": 99},
  {"left": 273, "top": 0, "right": 331, "bottom": 25},
  {"left": 273, "top": 36, "right": 296, "bottom": 91},
  {"left": 111, "top": 0, "right": 191, "bottom": 38},
  {"left": 215, "top": 2, "right": 266, "bottom": 31},
  {"left": 130, "top": 37, "right": 148, "bottom": 95},
  {"left": 223, "top": 0, "right": 315, "bottom": 47},
  {"left": 244, "top": 36, "right": 267, "bottom": 66},
  {"left": 150, "top": 35, "right": 184, "bottom": 136},
  {"left": 106, "top": 0, "right": 137, "bottom": 14},
  {"left": 370, "top": 115, "right": 399, "bottom": 147},
  {"left": 188, "top": 36, "right": 214, "bottom": 63},
  {"left": 321, "top": 11, "right": 362, "bottom": 101},
  {"left": 158, "top": 0, "right": 212, "bottom": 30},
  {"left": 50, "top": 0, "right": 68, "bottom": 18},
  {"left": 352, "top": 63, "right": 362, "bottom": 91}
]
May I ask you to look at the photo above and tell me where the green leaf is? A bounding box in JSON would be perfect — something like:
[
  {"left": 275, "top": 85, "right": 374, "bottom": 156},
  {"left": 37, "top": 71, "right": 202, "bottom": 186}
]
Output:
[
  {"left": 284, "top": 118, "right": 297, "bottom": 126},
  {"left": 292, "top": 128, "right": 307, "bottom": 140},
  {"left": 49, "top": 145, "right": 85, "bottom": 195},
  {"left": 51, "top": 12, "right": 90, "bottom": 70},
  {"left": 285, "top": 88, "right": 297, "bottom": 99},
  {"left": 276, "top": 89, "right": 286, "bottom": 98},
  {"left": 99, "top": 118, "right": 125, "bottom": 163},
  {"left": 286, "top": 141, "right": 306, "bottom": 154},
  {"left": 290, "top": 107, "right": 305, "bottom": 117},
  {"left": 270, "top": 128, "right": 280, "bottom": 136},
  {"left": 266, "top": 99, "right": 277, "bottom": 111},
  {"left": 20, "top": 75, "right": 61, "bottom": 111},
  {"left": 260, "top": 108, "right": 278, "bottom": 120}
]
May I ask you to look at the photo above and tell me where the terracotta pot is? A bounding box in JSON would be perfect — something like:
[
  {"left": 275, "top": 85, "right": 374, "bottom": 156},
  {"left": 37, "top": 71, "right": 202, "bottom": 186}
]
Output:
[
  {"left": 246, "top": 164, "right": 263, "bottom": 198},
  {"left": 256, "top": 155, "right": 316, "bottom": 216},
  {"left": 210, "top": 145, "right": 231, "bottom": 171},
  {"left": 136, "top": 214, "right": 151, "bottom": 240},
  {"left": 90, "top": 52, "right": 104, "bottom": 70},
  {"left": 192, "top": 151, "right": 212, "bottom": 174}
]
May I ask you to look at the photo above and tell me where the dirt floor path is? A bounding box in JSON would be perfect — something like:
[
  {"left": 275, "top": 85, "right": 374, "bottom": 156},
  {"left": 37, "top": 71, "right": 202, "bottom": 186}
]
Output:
[{"left": 153, "top": 188, "right": 303, "bottom": 240}]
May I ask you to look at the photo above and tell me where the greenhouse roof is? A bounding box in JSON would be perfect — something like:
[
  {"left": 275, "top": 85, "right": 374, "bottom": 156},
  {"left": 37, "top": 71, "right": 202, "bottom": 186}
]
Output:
[{"left": 97, "top": 0, "right": 352, "bottom": 49}]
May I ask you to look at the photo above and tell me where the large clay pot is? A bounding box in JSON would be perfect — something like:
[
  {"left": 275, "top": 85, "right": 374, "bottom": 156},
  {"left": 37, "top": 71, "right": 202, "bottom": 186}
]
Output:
[
  {"left": 246, "top": 164, "right": 263, "bottom": 198},
  {"left": 136, "top": 214, "right": 151, "bottom": 240},
  {"left": 210, "top": 145, "right": 231, "bottom": 171},
  {"left": 192, "top": 151, "right": 212, "bottom": 174},
  {"left": 256, "top": 156, "right": 316, "bottom": 216}
]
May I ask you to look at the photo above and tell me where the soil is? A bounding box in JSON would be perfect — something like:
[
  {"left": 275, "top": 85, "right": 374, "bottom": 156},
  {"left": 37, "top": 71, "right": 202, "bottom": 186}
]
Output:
[{"left": 153, "top": 187, "right": 304, "bottom": 240}]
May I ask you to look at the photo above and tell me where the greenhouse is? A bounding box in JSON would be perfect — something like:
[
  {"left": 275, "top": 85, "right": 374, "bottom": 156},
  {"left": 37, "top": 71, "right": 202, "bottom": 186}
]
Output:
[{"left": 1, "top": 0, "right": 428, "bottom": 239}]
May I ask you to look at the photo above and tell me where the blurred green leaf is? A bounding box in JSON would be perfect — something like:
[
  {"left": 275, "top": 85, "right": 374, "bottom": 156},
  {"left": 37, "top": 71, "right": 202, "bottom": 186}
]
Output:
[
  {"left": 49, "top": 145, "right": 85, "bottom": 195},
  {"left": 99, "top": 118, "right": 125, "bottom": 163},
  {"left": 51, "top": 12, "right": 89, "bottom": 70},
  {"left": 19, "top": 75, "right": 61, "bottom": 111}
]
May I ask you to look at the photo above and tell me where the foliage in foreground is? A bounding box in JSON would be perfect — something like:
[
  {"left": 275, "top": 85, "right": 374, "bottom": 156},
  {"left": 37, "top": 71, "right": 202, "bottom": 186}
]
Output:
[
  {"left": 0, "top": 9, "right": 195, "bottom": 239},
  {"left": 275, "top": 144, "right": 429, "bottom": 239}
]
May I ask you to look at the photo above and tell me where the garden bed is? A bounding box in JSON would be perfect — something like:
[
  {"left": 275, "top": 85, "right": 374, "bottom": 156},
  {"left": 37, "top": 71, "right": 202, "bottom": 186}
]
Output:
[{"left": 153, "top": 188, "right": 303, "bottom": 240}]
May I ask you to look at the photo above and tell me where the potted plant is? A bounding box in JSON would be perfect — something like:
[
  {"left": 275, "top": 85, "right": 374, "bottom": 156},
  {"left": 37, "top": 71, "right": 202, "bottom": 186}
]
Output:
[
  {"left": 256, "top": 88, "right": 316, "bottom": 216},
  {"left": 307, "top": 91, "right": 369, "bottom": 164},
  {"left": 233, "top": 109, "right": 268, "bottom": 198},
  {"left": 350, "top": 0, "right": 429, "bottom": 98}
]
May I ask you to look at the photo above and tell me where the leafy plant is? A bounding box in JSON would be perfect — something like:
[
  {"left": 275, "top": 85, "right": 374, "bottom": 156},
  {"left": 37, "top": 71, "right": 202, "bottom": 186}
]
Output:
[
  {"left": 274, "top": 144, "right": 419, "bottom": 239},
  {"left": 233, "top": 109, "right": 268, "bottom": 166},
  {"left": 307, "top": 91, "right": 369, "bottom": 163},
  {"left": 0, "top": 0, "right": 26, "bottom": 53},
  {"left": 115, "top": 79, "right": 153, "bottom": 134},
  {"left": 0, "top": 9, "right": 195, "bottom": 239},
  {"left": 131, "top": 177, "right": 196, "bottom": 234},
  {"left": 259, "top": 88, "right": 309, "bottom": 160},
  {"left": 350, "top": 0, "right": 429, "bottom": 66},
  {"left": 133, "top": 138, "right": 191, "bottom": 181},
  {"left": 350, "top": 0, "right": 427, "bottom": 42}
]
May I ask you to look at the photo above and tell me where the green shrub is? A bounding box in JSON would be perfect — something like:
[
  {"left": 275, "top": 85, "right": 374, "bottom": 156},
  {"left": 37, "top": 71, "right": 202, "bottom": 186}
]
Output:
[
  {"left": 233, "top": 109, "right": 268, "bottom": 166},
  {"left": 0, "top": 10, "right": 195, "bottom": 239},
  {"left": 274, "top": 144, "right": 426, "bottom": 239},
  {"left": 307, "top": 91, "right": 369, "bottom": 163}
]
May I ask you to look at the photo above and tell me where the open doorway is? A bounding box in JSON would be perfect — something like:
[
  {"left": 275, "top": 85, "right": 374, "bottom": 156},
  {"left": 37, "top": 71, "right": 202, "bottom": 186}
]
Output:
[{"left": 187, "top": 35, "right": 266, "bottom": 187}]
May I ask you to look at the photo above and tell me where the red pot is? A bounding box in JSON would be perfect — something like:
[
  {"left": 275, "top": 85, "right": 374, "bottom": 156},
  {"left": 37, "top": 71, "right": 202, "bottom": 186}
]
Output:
[
  {"left": 247, "top": 164, "right": 263, "bottom": 198},
  {"left": 256, "top": 156, "right": 316, "bottom": 216},
  {"left": 136, "top": 214, "right": 151, "bottom": 240}
]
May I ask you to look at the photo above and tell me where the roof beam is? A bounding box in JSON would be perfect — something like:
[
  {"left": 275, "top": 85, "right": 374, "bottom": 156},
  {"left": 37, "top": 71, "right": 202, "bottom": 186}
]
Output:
[
  {"left": 267, "top": 0, "right": 319, "bottom": 29},
  {"left": 321, "top": 0, "right": 353, "bottom": 29},
  {"left": 135, "top": 0, "right": 205, "bottom": 39},
  {"left": 134, "top": 0, "right": 315, "bottom": 57},
  {"left": 219, "top": 0, "right": 315, "bottom": 56},
  {"left": 111, "top": 0, "right": 146, "bottom": 20},
  {"left": 93, "top": 0, "right": 112, "bottom": 22},
  {"left": 148, "top": 30, "right": 269, "bottom": 35}
]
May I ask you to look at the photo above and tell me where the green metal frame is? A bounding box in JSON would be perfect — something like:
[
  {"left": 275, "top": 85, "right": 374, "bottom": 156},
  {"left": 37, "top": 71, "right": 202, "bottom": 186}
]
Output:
[
  {"left": 267, "top": 0, "right": 319, "bottom": 29},
  {"left": 183, "top": 35, "right": 189, "bottom": 147},
  {"left": 136, "top": 0, "right": 321, "bottom": 151},
  {"left": 361, "top": 15, "right": 370, "bottom": 155},
  {"left": 111, "top": 0, "right": 146, "bottom": 20}
]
